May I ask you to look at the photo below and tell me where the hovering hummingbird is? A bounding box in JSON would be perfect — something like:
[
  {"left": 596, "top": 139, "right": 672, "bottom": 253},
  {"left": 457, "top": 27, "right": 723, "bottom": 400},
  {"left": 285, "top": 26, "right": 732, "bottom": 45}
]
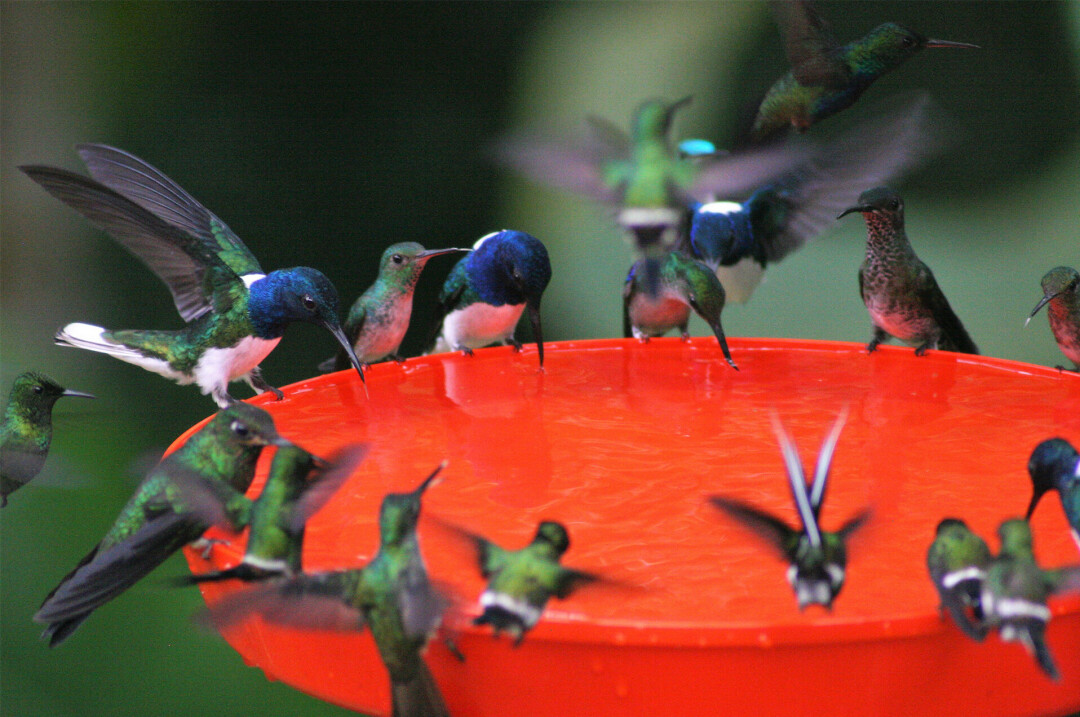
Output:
[
  {"left": 320, "top": 243, "right": 469, "bottom": 373},
  {"left": 21, "top": 145, "right": 365, "bottom": 408},
  {"left": 205, "top": 464, "right": 449, "bottom": 717},
  {"left": 750, "top": 0, "right": 978, "bottom": 142},
  {"left": 430, "top": 230, "right": 551, "bottom": 367},
  {"left": 838, "top": 186, "right": 979, "bottom": 356},
  {"left": 0, "top": 372, "right": 94, "bottom": 508},
  {"left": 1026, "top": 438, "right": 1080, "bottom": 553},
  {"left": 686, "top": 95, "right": 940, "bottom": 303},
  {"left": 709, "top": 410, "right": 869, "bottom": 610},
  {"left": 1025, "top": 266, "right": 1080, "bottom": 372},
  {"left": 981, "top": 518, "right": 1080, "bottom": 681},
  {"left": 926, "top": 518, "right": 992, "bottom": 641},
  {"left": 497, "top": 96, "right": 807, "bottom": 293},
  {"left": 34, "top": 402, "right": 289, "bottom": 646},
  {"left": 175, "top": 443, "right": 368, "bottom": 584},
  {"left": 623, "top": 251, "right": 738, "bottom": 370}
]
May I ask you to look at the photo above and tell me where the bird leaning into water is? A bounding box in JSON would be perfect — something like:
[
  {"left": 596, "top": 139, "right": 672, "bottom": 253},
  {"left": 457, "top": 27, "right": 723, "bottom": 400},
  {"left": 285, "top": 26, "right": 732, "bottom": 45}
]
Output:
[
  {"left": 1026, "top": 266, "right": 1080, "bottom": 372},
  {"left": 21, "top": 144, "right": 365, "bottom": 408},
  {"left": 321, "top": 243, "right": 469, "bottom": 372},
  {"left": 838, "top": 186, "right": 978, "bottom": 356},
  {"left": 750, "top": 0, "right": 978, "bottom": 142},
  {"left": 1, "top": 371, "right": 94, "bottom": 507},
  {"left": 1025, "top": 438, "right": 1080, "bottom": 553}
]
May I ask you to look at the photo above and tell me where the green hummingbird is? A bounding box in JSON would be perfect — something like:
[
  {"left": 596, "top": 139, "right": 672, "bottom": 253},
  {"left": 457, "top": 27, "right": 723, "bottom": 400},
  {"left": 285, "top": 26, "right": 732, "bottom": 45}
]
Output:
[
  {"left": 926, "top": 518, "right": 992, "bottom": 641},
  {"left": 750, "top": 0, "right": 978, "bottom": 142},
  {"left": 623, "top": 251, "right": 738, "bottom": 370},
  {"left": 205, "top": 464, "right": 449, "bottom": 717},
  {"left": 1026, "top": 438, "right": 1080, "bottom": 553},
  {"left": 34, "top": 402, "right": 290, "bottom": 646},
  {"left": 981, "top": 518, "right": 1080, "bottom": 681},
  {"left": 1, "top": 371, "right": 94, "bottom": 507},
  {"left": 1025, "top": 266, "right": 1080, "bottom": 372},
  {"left": 838, "top": 186, "right": 979, "bottom": 356},
  {"left": 709, "top": 409, "right": 870, "bottom": 610},
  {"left": 320, "top": 243, "right": 469, "bottom": 372},
  {"left": 175, "top": 443, "right": 368, "bottom": 584},
  {"left": 21, "top": 144, "right": 365, "bottom": 408}
]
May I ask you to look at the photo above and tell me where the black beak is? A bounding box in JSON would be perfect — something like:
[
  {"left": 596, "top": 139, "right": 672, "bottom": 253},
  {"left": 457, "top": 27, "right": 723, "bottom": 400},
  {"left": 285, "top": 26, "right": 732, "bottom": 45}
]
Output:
[
  {"left": 527, "top": 299, "right": 545, "bottom": 368},
  {"left": 836, "top": 205, "right": 871, "bottom": 220},
  {"left": 323, "top": 320, "right": 366, "bottom": 384},
  {"left": 61, "top": 389, "right": 95, "bottom": 399},
  {"left": 415, "top": 247, "right": 470, "bottom": 262},
  {"left": 1025, "top": 294, "right": 1053, "bottom": 326},
  {"left": 1025, "top": 488, "right": 1046, "bottom": 521},
  {"left": 925, "top": 39, "right": 980, "bottom": 49},
  {"left": 414, "top": 461, "right": 447, "bottom": 495},
  {"left": 708, "top": 320, "right": 739, "bottom": 371}
]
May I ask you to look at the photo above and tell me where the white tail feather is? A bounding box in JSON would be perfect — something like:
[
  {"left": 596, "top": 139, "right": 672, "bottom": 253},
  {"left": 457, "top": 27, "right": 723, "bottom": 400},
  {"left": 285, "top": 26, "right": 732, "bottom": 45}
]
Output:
[{"left": 55, "top": 323, "right": 143, "bottom": 359}]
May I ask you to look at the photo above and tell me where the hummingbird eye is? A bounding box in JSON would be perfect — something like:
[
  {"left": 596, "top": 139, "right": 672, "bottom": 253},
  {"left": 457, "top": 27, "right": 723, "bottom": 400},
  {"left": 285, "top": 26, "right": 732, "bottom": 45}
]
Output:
[
  {"left": 230, "top": 420, "right": 251, "bottom": 438},
  {"left": 32, "top": 384, "right": 44, "bottom": 394},
  {"left": 900, "top": 35, "right": 915, "bottom": 48},
  {"left": 391, "top": 254, "right": 404, "bottom": 265},
  {"left": 889, "top": 198, "right": 901, "bottom": 211},
  {"left": 301, "top": 294, "right": 317, "bottom": 311}
]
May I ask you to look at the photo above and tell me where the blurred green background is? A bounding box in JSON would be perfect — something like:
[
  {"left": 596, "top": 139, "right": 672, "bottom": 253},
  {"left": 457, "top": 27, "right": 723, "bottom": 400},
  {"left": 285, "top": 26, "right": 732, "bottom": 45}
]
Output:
[{"left": 2, "top": 2, "right": 1078, "bottom": 715}]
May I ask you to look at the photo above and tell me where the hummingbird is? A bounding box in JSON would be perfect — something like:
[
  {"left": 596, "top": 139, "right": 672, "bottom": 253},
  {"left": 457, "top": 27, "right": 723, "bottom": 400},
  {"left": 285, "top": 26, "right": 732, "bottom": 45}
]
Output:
[
  {"left": 750, "top": 0, "right": 978, "bottom": 142},
  {"left": 443, "top": 520, "right": 603, "bottom": 646},
  {"left": 981, "top": 518, "right": 1080, "bottom": 681},
  {"left": 1025, "top": 266, "right": 1080, "bottom": 372},
  {"left": 34, "top": 402, "right": 290, "bottom": 646},
  {"left": 623, "top": 251, "right": 738, "bottom": 370},
  {"left": 926, "top": 517, "right": 992, "bottom": 641},
  {"left": 709, "top": 410, "right": 869, "bottom": 610},
  {"left": 1025, "top": 438, "right": 1080, "bottom": 553},
  {"left": 430, "top": 229, "right": 552, "bottom": 367},
  {"left": 1, "top": 372, "right": 94, "bottom": 508},
  {"left": 838, "top": 186, "right": 979, "bottom": 356},
  {"left": 497, "top": 96, "right": 807, "bottom": 293},
  {"left": 175, "top": 443, "right": 368, "bottom": 584},
  {"left": 204, "top": 464, "right": 449, "bottom": 717},
  {"left": 319, "top": 243, "right": 469, "bottom": 373},
  {"left": 21, "top": 144, "right": 365, "bottom": 408},
  {"left": 685, "top": 95, "right": 940, "bottom": 303}
]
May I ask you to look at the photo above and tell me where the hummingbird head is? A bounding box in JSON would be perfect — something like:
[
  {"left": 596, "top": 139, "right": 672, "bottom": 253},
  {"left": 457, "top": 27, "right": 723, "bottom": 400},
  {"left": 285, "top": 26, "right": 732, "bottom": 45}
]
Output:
[
  {"left": 858, "top": 24, "right": 977, "bottom": 72},
  {"left": 5, "top": 371, "right": 94, "bottom": 423},
  {"left": 837, "top": 186, "right": 904, "bottom": 226},
  {"left": 250, "top": 267, "right": 366, "bottom": 384},
  {"left": 934, "top": 517, "right": 971, "bottom": 538},
  {"left": 377, "top": 242, "right": 469, "bottom": 286},
  {"left": 1028, "top": 266, "right": 1080, "bottom": 323},
  {"left": 211, "top": 402, "right": 293, "bottom": 450},
  {"left": 1026, "top": 438, "right": 1079, "bottom": 519},
  {"left": 378, "top": 462, "right": 444, "bottom": 546},
  {"left": 997, "top": 518, "right": 1034, "bottom": 559},
  {"left": 533, "top": 521, "right": 571, "bottom": 557},
  {"left": 669, "top": 252, "right": 727, "bottom": 325},
  {"left": 631, "top": 96, "right": 692, "bottom": 144}
]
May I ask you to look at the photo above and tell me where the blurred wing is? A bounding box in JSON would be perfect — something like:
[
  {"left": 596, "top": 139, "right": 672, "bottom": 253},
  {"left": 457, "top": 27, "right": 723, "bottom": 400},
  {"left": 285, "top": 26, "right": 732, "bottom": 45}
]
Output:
[
  {"left": 709, "top": 495, "right": 796, "bottom": 558},
  {"left": 492, "top": 132, "right": 620, "bottom": 204},
  {"left": 1048, "top": 566, "right": 1080, "bottom": 595},
  {"left": 554, "top": 566, "right": 602, "bottom": 600},
  {"left": 584, "top": 114, "right": 632, "bottom": 159},
  {"left": 290, "top": 444, "right": 369, "bottom": 532},
  {"left": 397, "top": 564, "right": 447, "bottom": 640},
  {"left": 689, "top": 143, "right": 811, "bottom": 202},
  {"left": 838, "top": 509, "right": 872, "bottom": 540},
  {"left": 203, "top": 571, "right": 367, "bottom": 633},
  {"left": 77, "top": 144, "right": 263, "bottom": 278},
  {"left": 770, "top": 0, "right": 848, "bottom": 87},
  {"left": 20, "top": 164, "right": 235, "bottom": 322}
]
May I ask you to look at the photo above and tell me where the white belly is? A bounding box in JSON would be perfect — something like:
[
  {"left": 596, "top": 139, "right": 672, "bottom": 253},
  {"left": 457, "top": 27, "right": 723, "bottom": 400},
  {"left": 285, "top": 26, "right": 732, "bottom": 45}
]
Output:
[
  {"left": 194, "top": 335, "right": 281, "bottom": 394},
  {"left": 439, "top": 302, "right": 524, "bottom": 351},
  {"left": 713, "top": 257, "right": 765, "bottom": 304}
]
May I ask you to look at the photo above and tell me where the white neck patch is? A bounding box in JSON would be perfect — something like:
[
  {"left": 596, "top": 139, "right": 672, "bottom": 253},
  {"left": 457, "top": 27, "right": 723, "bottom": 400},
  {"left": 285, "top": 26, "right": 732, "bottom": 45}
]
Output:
[
  {"left": 698, "top": 201, "right": 742, "bottom": 216},
  {"left": 241, "top": 273, "right": 267, "bottom": 289}
]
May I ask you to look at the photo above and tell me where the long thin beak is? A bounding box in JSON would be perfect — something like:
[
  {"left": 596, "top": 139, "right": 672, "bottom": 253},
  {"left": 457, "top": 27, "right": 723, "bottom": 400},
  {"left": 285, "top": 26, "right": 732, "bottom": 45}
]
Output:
[
  {"left": 836, "top": 205, "right": 871, "bottom": 220},
  {"left": 708, "top": 320, "right": 739, "bottom": 371},
  {"left": 61, "top": 389, "right": 95, "bottom": 399},
  {"left": 527, "top": 299, "right": 545, "bottom": 368},
  {"left": 1025, "top": 489, "right": 1045, "bottom": 520},
  {"left": 269, "top": 434, "right": 296, "bottom": 448},
  {"left": 323, "top": 320, "right": 366, "bottom": 384},
  {"left": 416, "top": 247, "right": 470, "bottom": 262},
  {"left": 414, "top": 460, "right": 447, "bottom": 495},
  {"left": 925, "top": 39, "right": 980, "bottom": 49},
  {"left": 1025, "top": 295, "right": 1052, "bottom": 326}
]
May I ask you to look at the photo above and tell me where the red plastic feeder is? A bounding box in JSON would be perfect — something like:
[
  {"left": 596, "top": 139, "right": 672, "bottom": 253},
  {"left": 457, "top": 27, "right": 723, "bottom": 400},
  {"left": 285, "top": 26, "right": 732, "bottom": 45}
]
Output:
[{"left": 174, "top": 338, "right": 1080, "bottom": 717}]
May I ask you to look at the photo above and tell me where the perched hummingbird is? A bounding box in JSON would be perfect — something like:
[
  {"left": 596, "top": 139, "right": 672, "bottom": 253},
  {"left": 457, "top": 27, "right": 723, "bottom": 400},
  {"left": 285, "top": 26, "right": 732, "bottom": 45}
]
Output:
[
  {"left": 981, "top": 518, "right": 1080, "bottom": 681},
  {"left": 0, "top": 372, "right": 94, "bottom": 508},
  {"left": 1026, "top": 266, "right": 1080, "bottom": 372},
  {"left": 445, "top": 520, "right": 602, "bottom": 646},
  {"left": 686, "top": 95, "right": 940, "bottom": 303},
  {"left": 750, "top": 0, "right": 978, "bottom": 142},
  {"left": 34, "top": 402, "right": 290, "bottom": 646},
  {"left": 623, "top": 251, "right": 738, "bottom": 370},
  {"left": 320, "top": 243, "right": 469, "bottom": 373},
  {"left": 497, "top": 96, "right": 806, "bottom": 293},
  {"left": 175, "top": 443, "right": 368, "bottom": 584},
  {"left": 709, "top": 410, "right": 869, "bottom": 610},
  {"left": 21, "top": 145, "right": 365, "bottom": 408},
  {"left": 205, "top": 464, "right": 449, "bottom": 717},
  {"left": 431, "top": 230, "right": 552, "bottom": 367},
  {"left": 1026, "top": 438, "right": 1080, "bottom": 553},
  {"left": 926, "top": 518, "right": 992, "bottom": 641},
  {"left": 838, "top": 186, "right": 979, "bottom": 356}
]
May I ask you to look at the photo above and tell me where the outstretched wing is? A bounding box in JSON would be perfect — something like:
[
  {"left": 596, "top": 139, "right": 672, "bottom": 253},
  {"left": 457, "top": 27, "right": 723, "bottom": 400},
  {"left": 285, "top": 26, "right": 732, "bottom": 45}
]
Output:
[
  {"left": 77, "top": 145, "right": 263, "bottom": 279},
  {"left": 709, "top": 495, "right": 797, "bottom": 559},
  {"left": 553, "top": 566, "right": 603, "bottom": 600},
  {"left": 289, "top": 444, "right": 369, "bottom": 533},
  {"left": 203, "top": 571, "right": 368, "bottom": 633},
  {"left": 770, "top": 0, "right": 848, "bottom": 87}
]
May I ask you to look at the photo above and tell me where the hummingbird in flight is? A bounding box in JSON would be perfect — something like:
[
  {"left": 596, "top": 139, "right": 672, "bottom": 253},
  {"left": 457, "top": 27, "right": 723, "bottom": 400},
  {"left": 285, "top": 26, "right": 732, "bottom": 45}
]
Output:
[
  {"left": 981, "top": 518, "right": 1080, "bottom": 681},
  {"left": 1025, "top": 438, "right": 1080, "bottom": 553},
  {"left": 320, "top": 243, "right": 469, "bottom": 373},
  {"left": 21, "top": 144, "right": 365, "bottom": 408},
  {"left": 709, "top": 409, "right": 869, "bottom": 610},
  {"left": 34, "top": 402, "right": 291, "bottom": 646},
  {"left": 1025, "top": 266, "right": 1080, "bottom": 372},
  {"left": 750, "top": 0, "right": 978, "bottom": 142},
  {"left": 204, "top": 464, "right": 450, "bottom": 717},
  {"left": 838, "top": 186, "right": 979, "bottom": 356},
  {"left": 175, "top": 443, "right": 368, "bottom": 584},
  {"left": 1, "top": 371, "right": 94, "bottom": 507},
  {"left": 430, "top": 230, "right": 551, "bottom": 368},
  {"left": 926, "top": 517, "right": 992, "bottom": 641},
  {"left": 623, "top": 251, "right": 738, "bottom": 370}
]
